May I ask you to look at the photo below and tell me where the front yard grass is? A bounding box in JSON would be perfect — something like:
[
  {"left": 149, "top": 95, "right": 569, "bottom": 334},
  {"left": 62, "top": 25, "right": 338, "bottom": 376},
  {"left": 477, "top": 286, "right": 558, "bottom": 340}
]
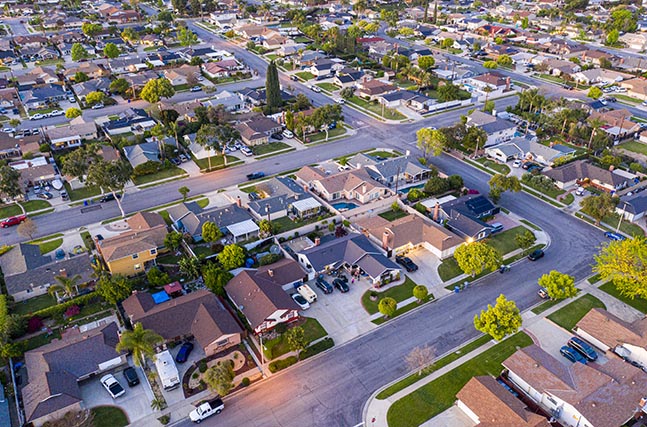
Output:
[
  {"left": 438, "top": 257, "right": 463, "bottom": 282},
  {"left": 264, "top": 317, "right": 327, "bottom": 359},
  {"left": 547, "top": 294, "right": 606, "bottom": 330},
  {"left": 193, "top": 154, "right": 240, "bottom": 171},
  {"left": 378, "top": 209, "right": 408, "bottom": 222},
  {"left": 91, "top": 406, "right": 129, "bottom": 427},
  {"left": 347, "top": 95, "right": 405, "bottom": 120},
  {"left": 307, "top": 124, "right": 347, "bottom": 143},
  {"left": 12, "top": 293, "right": 56, "bottom": 316},
  {"left": 316, "top": 82, "right": 338, "bottom": 92},
  {"left": 64, "top": 182, "right": 101, "bottom": 202},
  {"left": 35, "top": 238, "right": 63, "bottom": 255},
  {"left": 531, "top": 299, "right": 561, "bottom": 315},
  {"left": 484, "top": 226, "right": 524, "bottom": 256},
  {"left": 132, "top": 166, "right": 187, "bottom": 186},
  {"left": 620, "top": 140, "right": 647, "bottom": 156},
  {"left": 476, "top": 158, "right": 510, "bottom": 175},
  {"left": 599, "top": 282, "right": 647, "bottom": 313},
  {"left": 295, "top": 71, "right": 315, "bottom": 81},
  {"left": 0, "top": 200, "right": 51, "bottom": 218},
  {"left": 253, "top": 141, "right": 290, "bottom": 155},
  {"left": 600, "top": 212, "right": 645, "bottom": 237},
  {"left": 387, "top": 332, "right": 533, "bottom": 427},
  {"left": 361, "top": 276, "right": 420, "bottom": 315}
]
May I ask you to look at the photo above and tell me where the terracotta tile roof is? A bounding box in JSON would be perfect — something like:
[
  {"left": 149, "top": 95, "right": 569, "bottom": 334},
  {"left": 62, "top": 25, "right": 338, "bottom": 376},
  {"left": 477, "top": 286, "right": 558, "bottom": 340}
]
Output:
[{"left": 457, "top": 376, "right": 550, "bottom": 427}]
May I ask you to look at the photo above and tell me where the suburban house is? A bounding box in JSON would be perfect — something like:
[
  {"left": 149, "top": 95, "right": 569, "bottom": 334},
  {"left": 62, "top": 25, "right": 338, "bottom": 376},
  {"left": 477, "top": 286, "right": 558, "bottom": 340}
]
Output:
[
  {"left": 356, "top": 79, "right": 397, "bottom": 100},
  {"left": 225, "top": 261, "right": 301, "bottom": 334},
  {"left": 122, "top": 289, "right": 243, "bottom": 355},
  {"left": 617, "top": 193, "right": 647, "bottom": 223},
  {"left": 456, "top": 376, "right": 551, "bottom": 427},
  {"left": 542, "top": 160, "right": 636, "bottom": 191},
  {"left": 235, "top": 116, "right": 282, "bottom": 146},
  {"left": 0, "top": 133, "right": 41, "bottom": 160},
  {"left": 333, "top": 69, "right": 364, "bottom": 88},
  {"left": 45, "top": 117, "right": 97, "bottom": 150},
  {"left": 20, "top": 84, "right": 66, "bottom": 111},
  {"left": 502, "top": 344, "right": 647, "bottom": 427},
  {"left": 95, "top": 212, "right": 167, "bottom": 276},
  {"left": 167, "top": 201, "right": 260, "bottom": 243},
  {"left": 102, "top": 108, "right": 157, "bottom": 137},
  {"left": 485, "top": 138, "right": 576, "bottom": 166},
  {"left": 462, "top": 72, "right": 510, "bottom": 98},
  {"left": 302, "top": 167, "right": 393, "bottom": 205},
  {"left": 356, "top": 214, "right": 461, "bottom": 259},
  {"left": 123, "top": 141, "right": 166, "bottom": 168},
  {"left": 247, "top": 176, "right": 321, "bottom": 220},
  {"left": 571, "top": 68, "right": 633, "bottom": 86},
  {"left": 10, "top": 157, "right": 57, "bottom": 190},
  {"left": 0, "top": 243, "right": 94, "bottom": 302},
  {"left": 71, "top": 78, "right": 112, "bottom": 101},
  {"left": 589, "top": 109, "right": 642, "bottom": 140},
  {"left": 346, "top": 153, "right": 433, "bottom": 187},
  {"left": 541, "top": 58, "right": 581, "bottom": 77},
  {"left": 619, "top": 32, "right": 647, "bottom": 50},
  {"left": 63, "top": 62, "right": 110, "bottom": 81},
  {"left": 202, "top": 62, "right": 229, "bottom": 79},
  {"left": 620, "top": 78, "right": 647, "bottom": 101},
  {"left": 201, "top": 90, "right": 244, "bottom": 112},
  {"left": 438, "top": 194, "right": 499, "bottom": 241},
  {"left": 163, "top": 65, "right": 200, "bottom": 86},
  {"left": 296, "top": 233, "right": 401, "bottom": 286},
  {"left": 466, "top": 110, "right": 517, "bottom": 146},
  {"left": 22, "top": 322, "right": 126, "bottom": 427},
  {"left": 237, "top": 87, "right": 295, "bottom": 108}
]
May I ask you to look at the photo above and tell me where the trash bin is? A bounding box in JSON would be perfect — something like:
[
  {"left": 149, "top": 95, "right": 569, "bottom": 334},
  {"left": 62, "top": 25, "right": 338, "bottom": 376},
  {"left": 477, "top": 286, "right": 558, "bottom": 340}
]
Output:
[
  {"left": 83, "top": 200, "right": 88, "bottom": 206},
  {"left": 454, "top": 286, "right": 460, "bottom": 293}
]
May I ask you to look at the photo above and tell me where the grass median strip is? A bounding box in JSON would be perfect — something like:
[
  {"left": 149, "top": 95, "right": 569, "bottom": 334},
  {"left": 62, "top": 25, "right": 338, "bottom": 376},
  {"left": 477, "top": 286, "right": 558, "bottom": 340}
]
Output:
[{"left": 387, "top": 332, "right": 532, "bottom": 427}]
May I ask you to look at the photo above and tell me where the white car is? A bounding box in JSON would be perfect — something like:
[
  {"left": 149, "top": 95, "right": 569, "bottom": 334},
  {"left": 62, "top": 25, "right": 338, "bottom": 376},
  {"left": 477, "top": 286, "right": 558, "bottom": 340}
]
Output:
[
  {"left": 49, "top": 110, "right": 64, "bottom": 117},
  {"left": 68, "top": 96, "right": 76, "bottom": 103},
  {"left": 282, "top": 129, "right": 294, "bottom": 139},
  {"left": 335, "top": 98, "right": 345, "bottom": 104},
  {"left": 310, "top": 85, "right": 321, "bottom": 93},
  {"left": 291, "top": 293, "right": 310, "bottom": 310},
  {"left": 241, "top": 146, "right": 253, "bottom": 157},
  {"left": 91, "top": 103, "right": 104, "bottom": 110},
  {"left": 512, "top": 160, "right": 522, "bottom": 168},
  {"left": 30, "top": 113, "right": 44, "bottom": 120},
  {"left": 2, "top": 127, "right": 14, "bottom": 133},
  {"left": 101, "top": 374, "right": 126, "bottom": 399}
]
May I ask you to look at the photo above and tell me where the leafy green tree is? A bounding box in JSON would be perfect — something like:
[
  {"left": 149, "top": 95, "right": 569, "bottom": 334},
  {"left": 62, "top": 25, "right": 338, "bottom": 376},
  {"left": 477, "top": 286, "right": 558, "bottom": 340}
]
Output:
[
  {"left": 201, "top": 221, "right": 223, "bottom": 243},
  {"left": 177, "top": 26, "right": 198, "bottom": 46},
  {"left": 473, "top": 294, "right": 522, "bottom": 341},
  {"left": 594, "top": 237, "right": 647, "bottom": 300},
  {"left": 483, "top": 60, "right": 498, "bottom": 69},
  {"left": 265, "top": 61, "right": 282, "bottom": 113},
  {"left": 103, "top": 42, "right": 120, "bottom": 58},
  {"left": 204, "top": 359, "right": 235, "bottom": 396},
  {"left": 95, "top": 274, "right": 133, "bottom": 305},
  {"left": 110, "top": 78, "right": 129, "bottom": 95},
  {"left": 488, "top": 174, "right": 521, "bottom": 203},
  {"left": 178, "top": 186, "right": 190, "bottom": 201},
  {"left": 61, "top": 145, "right": 99, "bottom": 183},
  {"left": 85, "top": 91, "right": 105, "bottom": 106},
  {"left": 218, "top": 244, "right": 245, "bottom": 270},
  {"left": 116, "top": 322, "right": 163, "bottom": 366},
  {"left": 424, "top": 176, "right": 449, "bottom": 195},
  {"left": 437, "top": 83, "right": 460, "bottom": 102},
  {"left": 514, "top": 230, "right": 536, "bottom": 255},
  {"left": 140, "top": 78, "right": 175, "bottom": 104},
  {"left": 258, "top": 219, "right": 273, "bottom": 236},
  {"left": 340, "top": 87, "right": 355, "bottom": 100},
  {"left": 195, "top": 124, "right": 218, "bottom": 171},
  {"left": 0, "top": 165, "right": 24, "bottom": 214},
  {"left": 65, "top": 107, "right": 81, "bottom": 119},
  {"left": 483, "top": 100, "right": 495, "bottom": 113},
  {"left": 413, "top": 285, "right": 428, "bottom": 303},
  {"left": 588, "top": 86, "right": 603, "bottom": 99},
  {"left": 74, "top": 72, "right": 89, "bottom": 82},
  {"left": 85, "top": 159, "right": 133, "bottom": 217},
  {"left": 71, "top": 43, "right": 88, "bottom": 61},
  {"left": 378, "top": 297, "right": 397, "bottom": 318},
  {"left": 608, "top": 8, "right": 637, "bottom": 33},
  {"left": 178, "top": 256, "right": 201, "bottom": 279},
  {"left": 164, "top": 231, "right": 183, "bottom": 251},
  {"left": 580, "top": 193, "right": 617, "bottom": 225},
  {"left": 202, "top": 263, "right": 233, "bottom": 296},
  {"left": 496, "top": 54, "right": 512, "bottom": 67},
  {"left": 121, "top": 27, "right": 139, "bottom": 42},
  {"left": 417, "top": 55, "right": 435, "bottom": 70},
  {"left": 417, "top": 127, "right": 447, "bottom": 159},
  {"left": 538, "top": 270, "right": 577, "bottom": 300},
  {"left": 441, "top": 38, "right": 453, "bottom": 49},
  {"left": 146, "top": 267, "right": 170, "bottom": 287},
  {"left": 285, "top": 326, "right": 308, "bottom": 360},
  {"left": 454, "top": 241, "right": 502, "bottom": 278},
  {"left": 82, "top": 22, "right": 102, "bottom": 37},
  {"left": 48, "top": 274, "right": 81, "bottom": 300},
  {"left": 462, "top": 126, "right": 487, "bottom": 154}
]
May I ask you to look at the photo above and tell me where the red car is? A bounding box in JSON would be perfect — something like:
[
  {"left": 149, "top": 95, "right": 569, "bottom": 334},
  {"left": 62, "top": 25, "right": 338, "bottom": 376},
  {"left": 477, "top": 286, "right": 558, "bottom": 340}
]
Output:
[{"left": 1, "top": 215, "right": 27, "bottom": 228}]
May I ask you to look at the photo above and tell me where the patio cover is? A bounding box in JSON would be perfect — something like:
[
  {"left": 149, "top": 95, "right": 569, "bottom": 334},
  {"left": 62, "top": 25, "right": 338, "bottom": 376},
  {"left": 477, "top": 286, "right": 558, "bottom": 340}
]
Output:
[
  {"left": 226, "top": 219, "right": 260, "bottom": 238},
  {"left": 164, "top": 281, "right": 182, "bottom": 296},
  {"left": 291, "top": 197, "right": 322, "bottom": 212}
]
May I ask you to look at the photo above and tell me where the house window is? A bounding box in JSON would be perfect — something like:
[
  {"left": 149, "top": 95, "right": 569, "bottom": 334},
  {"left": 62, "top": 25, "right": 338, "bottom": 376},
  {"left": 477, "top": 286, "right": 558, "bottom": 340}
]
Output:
[
  {"left": 216, "top": 338, "right": 229, "bottom": 347},
  {"left": 132, "top": 253, "right": 139, "bottom": 259},
  {"left": 134, "top": 264, "right": 141, "bottom": 270},
  {"left": 150, "top": 248, "right": 157, "bottom": 255},
  {"left": 478, "top": 231, "right": 486, "bottom": 240}
]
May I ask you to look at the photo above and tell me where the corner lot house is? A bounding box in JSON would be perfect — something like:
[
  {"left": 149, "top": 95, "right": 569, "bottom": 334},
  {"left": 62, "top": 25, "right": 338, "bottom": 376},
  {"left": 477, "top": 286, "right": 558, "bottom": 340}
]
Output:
[
  {"left": 96, "top": 212, "right": 167, "bottom": 275},
  {"left": 542, "top": 160, "right": 636, "bottom": 191},
  {"left": 485, "top": 138, "right": 575, "bottom": 166},
  {"left": 123, "top": 289, "right": 243, "bottom": 355},
  {"left": 438, "top": 195, "right": 499, "bottom": 241},
  {"left": 346, "top": 153, "right": 432, "bottom": 187},
  {"left": 23, "top": 323, "right": 126, "bottom": 427},
  {"left": 303, "top": 167, "right": 393, "bottom": 204}
]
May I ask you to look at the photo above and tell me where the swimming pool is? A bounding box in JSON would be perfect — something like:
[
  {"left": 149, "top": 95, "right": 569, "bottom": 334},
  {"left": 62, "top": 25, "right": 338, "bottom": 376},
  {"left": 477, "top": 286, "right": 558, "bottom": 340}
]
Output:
[
  {"left": 332, "top": 202, "right": 359, "bottom": 211},
  {"left": 399, "top": 183, "right": 424, "bottom": 194}
]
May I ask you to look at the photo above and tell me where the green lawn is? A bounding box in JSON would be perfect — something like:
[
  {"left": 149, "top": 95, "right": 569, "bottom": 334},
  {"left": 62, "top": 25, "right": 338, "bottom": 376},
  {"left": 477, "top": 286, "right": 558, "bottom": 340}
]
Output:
[
  {"left": 600, "top": 282, "right": 647, "bottom": 313},
  {"left": 307, "top": 125, "right": 347, "bottom": 143},
  {"left": 28, "top": 233, "right": 64, "bottom": 244},
  {"left": 372, "top": 296, "right": 433, "bottom": 325},
  {"left": 64, "top": 182, "right": 102, "bottom": 202},
  {"left": 476, "top": 158, "right": 510, "bottom": 175},
  {"left": 587, "top": 274, "right": 601, "bottom": 284},
  {"left": 438, "top": 257, "right": 463, "bottom": 282},
  {"left": 156, "top": 253, "right": 182, "bottom": 265},
  {"left": 264, "top": 317, "right": 327, "bottom": 359},
  {"left": 295, "top": 71, "right": 315, "bottom": 81},
  {"left": 377, "top": 335, "right": 492, "bottom": 399},
  {"left": 91, "top": 406, "right": 129, "bottom": 427},
  {"left": 24, "top": 329, "right": 62, "bottom": 351},
  {"left": 265, "top": 53, "right": 279, "bottom": 61},
  {"left": 531, "top": 299, "right": 561, "bottom": 315},
  {"left": 484, "top": 226, "right": 524, "bottom": 256},
  {"left": 316, "top": 82, "right": 338, "bottom": 92},
  {"left": 193, "top": 154, "right": 240, "bottom": 171},
  {"left": 0, "top": 200, "right": 51, "bottom": 218},
  {"left": 615, "top": 94, "right": 643, "bottom": 104},
  {"left": 361, "top": 277, "right": 420, "bottom": 315},
  {"left": 196, "top": 198, "right": 210, "bottom": 208},
  {"left": 12, "top": 293, "right": 56, "bottom": 316},
  {"left": 620, "top": 141, "right": 647, "bottom": 155},
  {"left": 562, "top": 193, "right": 575, "bottom": 205},
  {"left": 547, "top": 294, "right": 606, "bottom": 330},
  {"left": 599, "top": 212, "right": 645, "bottom": 237},
  {"left": 35, "top": 238, "right": 63, "bottom": 255},
  {"left": 294, "top": 36, "right": 311, "bottom": 43},
  {"left": 387, "top": 332, "right": 533, "bottom": 427},
  {"left": 523, "top": 179, "right": 565, "bottom": 200},
  {"left": 348, "top": 95, "right": 406, "bottom": 120},
  {"left": 132, "top": 166, "right": 187, "bottom": 186},
  {"left": 253, "top": 142, "right": 290, "bottom": 155},
  {"left": 367, "top": 150, "right": 401, "bottom": 158},
  {"left": 271, "top": 214, "right": 330, "bottom": 234},
  {"left": 378, "top": 209, "right": 408, "bottom": 222}
]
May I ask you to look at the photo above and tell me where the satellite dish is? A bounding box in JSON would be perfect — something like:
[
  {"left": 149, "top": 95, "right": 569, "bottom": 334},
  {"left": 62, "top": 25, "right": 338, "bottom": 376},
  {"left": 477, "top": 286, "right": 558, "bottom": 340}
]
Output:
[{"left": 270, "top": 245, "right": 280, "bottom": 255}]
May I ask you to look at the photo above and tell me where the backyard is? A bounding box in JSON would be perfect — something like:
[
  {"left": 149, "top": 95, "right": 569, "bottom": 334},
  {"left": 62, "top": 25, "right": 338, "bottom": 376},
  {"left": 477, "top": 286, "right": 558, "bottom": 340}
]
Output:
[
  {"left": 12, "top": 293, "right": 56, "bottom": 316},
  {"left": 271, "top": 213, "right": 331, "bottom": 234},
  {"left": 378, "top": 209, "right": 408, "bottom": 222},
  {"left": 547, "top": 294, "right": 606, "bottom": 330}
]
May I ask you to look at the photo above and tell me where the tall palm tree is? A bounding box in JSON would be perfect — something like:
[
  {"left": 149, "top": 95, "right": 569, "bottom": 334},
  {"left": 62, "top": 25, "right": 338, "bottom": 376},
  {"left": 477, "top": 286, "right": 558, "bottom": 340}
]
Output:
[
  {"left": 48, "top": 274, "right": 82, "bottom": 301},
  {"left": 587, "top": 118, "right": 605, "bottom": 152},
  {"left": 116, "top": 322, "right": 163, "bottom": 367}
]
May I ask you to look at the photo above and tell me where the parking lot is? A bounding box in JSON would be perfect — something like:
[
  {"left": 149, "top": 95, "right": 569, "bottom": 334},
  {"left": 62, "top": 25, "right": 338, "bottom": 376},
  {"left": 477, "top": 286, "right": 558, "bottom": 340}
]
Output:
[{"left": 80, "top": 362, "right": 154, "bottom": 425}]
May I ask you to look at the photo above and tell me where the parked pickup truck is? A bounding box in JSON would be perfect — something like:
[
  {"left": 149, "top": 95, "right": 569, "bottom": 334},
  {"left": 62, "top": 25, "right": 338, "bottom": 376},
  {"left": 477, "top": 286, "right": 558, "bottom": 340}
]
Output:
[{"left": 189, "top": 398, "right": 224, "bottom": 423}]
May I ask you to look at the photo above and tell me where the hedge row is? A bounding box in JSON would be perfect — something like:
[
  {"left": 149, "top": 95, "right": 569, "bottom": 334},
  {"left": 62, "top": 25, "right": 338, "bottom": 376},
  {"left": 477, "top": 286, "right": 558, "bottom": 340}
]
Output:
[
  {"left": 302, "top": 337, "right": 334, "bottom": 360},
  {"left": 28, "top": 292, "right": 99, "bottom": 319},
  {"left": 268, "top": 356, "right": 297, "bottom": 373}
]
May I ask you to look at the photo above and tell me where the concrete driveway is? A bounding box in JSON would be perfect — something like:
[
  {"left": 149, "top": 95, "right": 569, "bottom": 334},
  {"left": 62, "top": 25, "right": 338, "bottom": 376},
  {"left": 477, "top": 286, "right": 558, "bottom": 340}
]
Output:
[
  {"left": 80, "top": 362, "right": 154, "bottom": 424},
  {"left": 404, "top": 249, "right": 448, "bottom": 297},
  {"left": 160, "top": 343, "right": 206, "bottom": 406},
  {"left": 420, "top": 405, "right": 475, "bottom": 427},
  {"left": 525, "top": 317, "right": 576, "bottom": 365},
  {"left": 302, "top": 273, "right": 375, "bottom": 345}
]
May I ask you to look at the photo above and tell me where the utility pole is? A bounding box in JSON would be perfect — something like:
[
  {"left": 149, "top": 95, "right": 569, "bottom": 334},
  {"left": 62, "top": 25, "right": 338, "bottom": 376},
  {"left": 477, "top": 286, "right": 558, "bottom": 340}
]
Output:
[{"left": 616, "top": 201, "right": 628, "bottom": 233}]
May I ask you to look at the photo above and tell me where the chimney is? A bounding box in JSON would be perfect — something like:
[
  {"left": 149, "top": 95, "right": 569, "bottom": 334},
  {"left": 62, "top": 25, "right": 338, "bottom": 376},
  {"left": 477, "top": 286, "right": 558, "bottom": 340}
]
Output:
[
  {"left": 59, "top": 268, "right": 67, "bottom": 277},
  {"left": 314, "top": 237, "right": 320, "bottom": 246},
  {"left": 268, "top": 269, "right": 274, "bottom": 277},
  {"left": 433, "top": 202, "right": 440, "bottom": 221},
  {"left": 362, "top": 184, "right": 367, "bottom": 194},
  {"left": 505, "top": 77, "right": 510, "bottom": 91},
  {"left": 236, "top": 196, "right": 242, "bottom": 207},
  {"left": 382, "top": 230, "right": 391, "bottom": 249}
]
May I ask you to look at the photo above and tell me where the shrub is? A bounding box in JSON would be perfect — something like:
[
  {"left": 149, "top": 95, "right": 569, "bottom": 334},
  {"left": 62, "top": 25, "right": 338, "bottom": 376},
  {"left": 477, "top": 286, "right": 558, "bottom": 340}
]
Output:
[
  {"left": 259, "top": 253, "right": 283, "bottom": 266},
  {"left": 407, "top": 188, "right": 425, "bottom": 202},
  {"left": 133, "top": 160, "right": 160, "bottom": 176},
  {"left": 158, "top": 415, "right": 170, "bottom": 425},
  {"left": 198, "top": 361, "right": 208, "bottom": 373},
  {"left": 302, "top": 337, "right": 334, "bottom": 359},
  {"left": 269, "top": 356, "right": 298, "bottom": 373},
  {"left": 27, "top": 316, "right": 43, "bottom": 333},
  {"left": 241, "top": 377, "right": 250, "bottom": 387},
  {"left": 30, "top": 292, "right": 98, "bottom": 320},
  {"left": 414, "top": 203, "right": 427, "bottom": 214},
  {"left": 192, "top": 372, "right": 199, "bottom": 379},
  {"left": 64, "top": 305, "right": 80, "bottom": 318}
]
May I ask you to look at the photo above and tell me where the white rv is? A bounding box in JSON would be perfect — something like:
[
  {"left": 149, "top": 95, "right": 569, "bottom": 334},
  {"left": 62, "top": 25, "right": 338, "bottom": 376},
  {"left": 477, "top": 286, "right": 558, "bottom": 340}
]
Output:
[{"left": 154, "top": 350, "right": 180, "bottom": 390}]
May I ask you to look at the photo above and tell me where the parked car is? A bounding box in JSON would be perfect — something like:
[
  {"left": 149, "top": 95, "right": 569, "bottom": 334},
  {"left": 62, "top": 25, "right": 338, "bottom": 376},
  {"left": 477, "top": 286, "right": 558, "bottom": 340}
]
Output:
[
  {"left": 568, "top": 337, "right": 598, "bottom": 361},
  {"left": 1, "top": 215, "right": 26, "bottom": 228},
  {"left": 537, "top": 288, "right": 549, "bottom": 299},
  {"left": 175, "top": 342, "right": 194, "bottom": 363},
  {"left": 333, "top": 278, "right": 349, "bottom": 293},
  {"left": 2, "top": 127, "right": 14, "bottom": 133},
  {"left": 190, "top": 86, "right": 202, "bottom": 92},
  {"left": 241, "top": 146, "right": 253, "bottom": 157},
  {"left": 30, "top": 113, "right": 44, "bottom": 120},
  {"left": 527, "top": 249, "right": 544, "bottom": 261},
  {"left": 99, "top": 193, "right": 121, "bottom": 203},
  {"left": 282, "top": 129, "right": 294, "bottom": 139},
  {"left": 560, "top": 346, "right": 587, "bottom": 364},
  {"left": 170, "top": 157, "right": 181, "bottom": 165},
  {"left": 248, "top": 192, "right": 260, "bottom": 201},
  {"left": 291, "top": 293, "right": 310, "bottom": 310},
  {"left": 604, "top": 231, "right": 626, "bottom": 241},
  {"left": 512, "top": 160, "right": 522, "bottom": 168},
  {"left": 246, "top": 172, "right": 265, "bottom": 180},
  {"left": 37, "top": 192, "right": 53, "bottom": 200},
  {"left": 315, "top": 277, "right": 333, "bottom": 294},
  {"left": 91, "top": 103, "right": 104, "bottom": 109},
  {"left": 290, "top": 75, "right": 298, "bottom": 81},
  {"left": 123, "top": 367, "right": 140, "bottom": 387},
  {"left": 335, "top": 98, "right": 345, "bottom": 104},
  {"left": 60, "top": 191, "right": 69, "bottom": 201},
  {"left": 271, "top": 132, "right": 283, "bottom": 140},
  {"left": 395, "top": 256, "right": 418, "bottom": 272},
  {"left": 55, "top": 249, "right": 65, "bottom": 260},
  {"left": 575, "top": 187, "right": 586, "bottom": 196},
  {"left": 521, "top": 162, "right": 539, "bottom": 170},
  {"left": 310, "top": 85, "right": 321, "bottom": 93},
  {"left": 49, "top": 110, "right": 64, "bottom": 117},
  {"left": 179, "top": 154, "right": 189, "bottom": 162},
  {"left": 101, "top": 374, "right": 126, "bottom": 398},
  {"left": 489, "top": 223, "right": 504, "bottom": 233},
  {"left": 68, "top": 96, "right": 76, "bottom": 103}
]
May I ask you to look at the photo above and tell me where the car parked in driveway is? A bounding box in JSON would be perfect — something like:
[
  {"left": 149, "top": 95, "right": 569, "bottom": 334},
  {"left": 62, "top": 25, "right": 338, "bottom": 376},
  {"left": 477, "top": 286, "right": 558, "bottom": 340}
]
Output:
[
  {"left": 512, "top": 160, "right": 522, "bottom": 168},
  {"left": 37, "top": 192, "right": 53, "bottom": 200},
  {"left": 1, "top": 215, "right": 27, "bottom": 228},
  {"left": 123, "top": 367, "right": 139, "bottom": 387},
  {"left": 527, "top": 249, "right": 544, "bottom": 261},
  {"left": 568, "top": 337, "right": 598, "bottom": 361},
  {"left": 395, "top": 256, "right": 418, "bottom": 272},
  {"left": 560, "top": 346, "right": 587, "bottom": 364},
  {"left": 176, "top": 342, "right": 194, "bottom": 363},
  {"left": 291, "top": 293, "right": 310, "bottom": 310},
  {"left": 101, "top": 374, "right": 126, "bottom": 398},
  {"left": 315, "top": 277, "right": 333, "bottom": 294},
  {"left": 333, "top": 278, "right": 349, "bottom": 293}
]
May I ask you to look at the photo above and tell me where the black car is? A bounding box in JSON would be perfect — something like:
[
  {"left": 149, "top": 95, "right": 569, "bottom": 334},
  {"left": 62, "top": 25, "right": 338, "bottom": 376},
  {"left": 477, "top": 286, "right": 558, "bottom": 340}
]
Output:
[
  {"left": 315, "top": 277, "right": 333, "bottom": 294},
  {"left": 123, "top": 367, "right": 140, "bottom": 387},
  {"left": 271, "top": 133, "right": 283, "bottom": 140},
  {"left": 333, "top": 278, "right": 349, "bottom": 293},
  {"left": 176, "top": 342, "right": 194, "bottom": 364},
  {"left": 395, "top": 256, "right": 418, "bottom": 272},
  {"left": 568, "top": 337, "right": 598, "bottom": 361},
  {"left": 99, "top": 193, "right": 122, "bottom": 203},
  {"left": 522, "top": 162, "right": 539, "bottom": 170},
  {"left": 527, "top": 249, "right": 544, "bottom": 261},
  {"left": 290, "top": 75, "right": 298, "bottom": 81},
  {"left": 248, "top": 192, "right": 260, "bottom": 201},
  {"left": 246, "top": 172, "right": 265, "bottom": 180}
]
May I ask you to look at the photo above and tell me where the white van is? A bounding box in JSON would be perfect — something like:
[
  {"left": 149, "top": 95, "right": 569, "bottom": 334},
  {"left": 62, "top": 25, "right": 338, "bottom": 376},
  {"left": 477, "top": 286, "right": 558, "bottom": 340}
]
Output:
[
  {"left": 282, "top": 129, "right": 294, "bottom": 139},
  {"left": 297, "top": 284, "right": 317, "bottom": 303},
  {"left": 154, "top": 350, "right": 180, "bottom": 390}
]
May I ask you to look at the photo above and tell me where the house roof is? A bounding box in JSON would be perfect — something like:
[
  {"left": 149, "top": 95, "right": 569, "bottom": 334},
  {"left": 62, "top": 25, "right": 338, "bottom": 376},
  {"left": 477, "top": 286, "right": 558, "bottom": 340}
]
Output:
[
  {"left": 575, "top": 308, "right": 647, "bottom": 349},
  {"left": 365, "top": 155, "right": 431, "bottom": 181},
  {"left": 492, "top": 138, "right": 575, "bottom": 164},
  {"left": 295, "top": 165, "right": 327, "bottom": 183},
  {"left": 23, "top": 322, "right": 123, "bottom": 423},
  {"left": 624, "top": 194, "right": 647, "bottom": 215},
  {"left": 97, "top": 212, "right": 166, "bottom": 262},
  {"left": 313, "top": 167, "right": 386, "bottom": 196},
  {"left": 542, "top": 160, "right": 630, "bottom": 187},
  {"left": 457, "top": 376, "right": 550, "bottom": 427},
  {"left": 123, "top": 141, "right": 160, "bottom": 167},
  {"left": 473, "top": 72, "right": 508, "bottom": 87},
  {"left": 122, "top": 289, "right": 242, "bottom": 350},
  {"left": 46, "top": 120, "right": 97, "bottom": 142}
]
